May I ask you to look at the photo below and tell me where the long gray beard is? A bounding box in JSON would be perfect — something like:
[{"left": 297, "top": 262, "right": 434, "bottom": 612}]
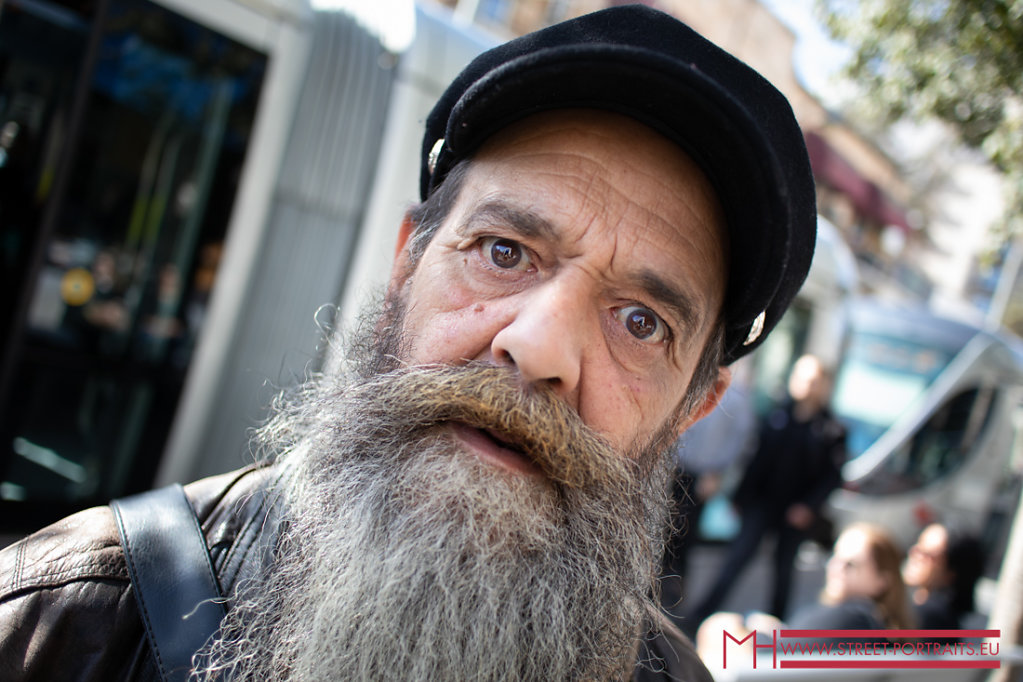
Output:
[{"left": 193, "top": 361, "right": 675, "bottom": 682}]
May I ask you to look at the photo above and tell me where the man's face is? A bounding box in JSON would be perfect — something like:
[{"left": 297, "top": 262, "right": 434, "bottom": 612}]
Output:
[
  {"left": 391, "top": 109, "right": 729, "bottom": 465},
  {"left": 788, "top": 355, "right": 830, "bottom": 407}
]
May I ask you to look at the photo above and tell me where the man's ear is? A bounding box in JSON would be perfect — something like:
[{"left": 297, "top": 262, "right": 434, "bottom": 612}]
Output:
[
  {"left": 388, "top": 211, "right": 418, "bottom": 291},
  {"left": 676, "top": 366, "right": 732, "bottom": 436}
]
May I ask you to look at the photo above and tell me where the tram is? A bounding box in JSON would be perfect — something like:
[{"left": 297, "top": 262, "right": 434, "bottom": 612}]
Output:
[
  {"left": 825, "top": 298, "right": 1023, "bottom": 553},
  {"left": 0, "top": 0, "right": 494, "bottom": 531}
]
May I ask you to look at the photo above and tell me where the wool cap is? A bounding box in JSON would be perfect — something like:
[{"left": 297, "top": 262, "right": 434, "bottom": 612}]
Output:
[{"left": 420, "top": 4, "right": 817, "bottom": 364}]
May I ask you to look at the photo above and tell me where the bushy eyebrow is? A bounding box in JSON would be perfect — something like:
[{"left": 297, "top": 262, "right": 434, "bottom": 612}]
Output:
[
  {"left": 462, "top": 200, "right": 702, "bottom": 332},
  {"left": 463, "top": 201, "right": 557, "bottom": 241},
  {"left": 632, "top": 270, "right": 700, "bottom": 335}
]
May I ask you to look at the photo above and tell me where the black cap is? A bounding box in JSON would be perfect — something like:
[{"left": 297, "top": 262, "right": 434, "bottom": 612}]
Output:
[{"left": 420, "top": 4, "right": 816, "bottom": 364}]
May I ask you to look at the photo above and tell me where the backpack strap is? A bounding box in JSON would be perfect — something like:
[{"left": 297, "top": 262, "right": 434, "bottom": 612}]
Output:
[{"left": 111, "top": 484, "right": 226, "bottom": 682}]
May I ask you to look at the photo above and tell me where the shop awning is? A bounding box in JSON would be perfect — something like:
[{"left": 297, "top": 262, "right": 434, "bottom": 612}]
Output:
[{"left": 805, "top": 131, "right": 911, "bottom": 231}]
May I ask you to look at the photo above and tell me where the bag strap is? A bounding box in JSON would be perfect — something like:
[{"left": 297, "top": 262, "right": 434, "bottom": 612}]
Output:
[{"left": 111, "top": 483, "right": 226, "bottom": 682}]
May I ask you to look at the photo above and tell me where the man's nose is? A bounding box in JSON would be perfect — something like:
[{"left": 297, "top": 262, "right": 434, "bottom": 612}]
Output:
[{"left": 489, "top": 278, "right": 590, "bottom": 399}]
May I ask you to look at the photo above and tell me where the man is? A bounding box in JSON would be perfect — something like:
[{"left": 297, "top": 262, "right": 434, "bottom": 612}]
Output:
[
  {"left": 0, "top": 5, "right": 816, "bottom": 681},
  {"left": 686, "top": 355, "right": 846, "bottom": 627}
]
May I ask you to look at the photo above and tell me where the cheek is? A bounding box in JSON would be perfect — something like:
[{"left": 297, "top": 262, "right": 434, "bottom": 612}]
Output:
[
  {"left": 405, "top": 306, "right": 488, "bottom": 363},
  {"left": 620, "top": 332, "right": 707, "bottom": 430},
  {"left": 847, "top": 570, "right": 884, "bottom": 599},
  {"left": 578, "top": 369, "right": 682, "bottom": 451},
  {"left": 402, "top": 277, "right": 500, "bottom": 365},
  {"left": 402, "top": 248, "right": 507, "bottom": 356},
  {"left": 579, "top": 378, "right": 635, "bottom": 432},
  {"left": 826, "top": 566, "right": 844, "bottom": 591},
  {"left": 632, "top": 366, "right": 690, "bottom": 429},
  {"left": 864, "top": 573, "right": 887, "bottom": 598}
]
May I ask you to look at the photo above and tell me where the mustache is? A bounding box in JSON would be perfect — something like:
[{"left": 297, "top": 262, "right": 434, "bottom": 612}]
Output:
[{"left": 331, "top": 364, "right": 634, "bottom": 489}]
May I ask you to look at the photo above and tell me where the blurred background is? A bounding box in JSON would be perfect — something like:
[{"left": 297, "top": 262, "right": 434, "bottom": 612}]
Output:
[{"left": 0, "top": 0, "right": 1020, "bottom": 674}]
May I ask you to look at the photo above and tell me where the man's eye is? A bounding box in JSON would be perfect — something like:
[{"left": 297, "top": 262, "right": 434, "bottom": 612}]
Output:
[
  {"left": 482, "top": 237, "right": 531, "bottom": 270},
  {"left": 616, "top": 306, "right": 666, "bottom": 343}
]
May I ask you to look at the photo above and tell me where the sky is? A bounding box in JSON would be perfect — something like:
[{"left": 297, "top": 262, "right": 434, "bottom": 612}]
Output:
[{"left": 760, "top": 0, "right": 853, "bottom": 107}]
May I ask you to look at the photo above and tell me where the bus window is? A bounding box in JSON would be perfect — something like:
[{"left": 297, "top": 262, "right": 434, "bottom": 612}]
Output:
[
  {"left": 832, "top": 330, "right": 953, "bottom": 458},
  {"left": 854, "top": 387, "right": 997, "bottom": 495},
  {"left": 0, "top": 0, "right": 266, "bottom": 530}
]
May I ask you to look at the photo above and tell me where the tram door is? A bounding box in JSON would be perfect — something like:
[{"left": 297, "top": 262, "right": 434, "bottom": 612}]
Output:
[{"left": 0, "top": 0, "right": 267, "bottom": 531}]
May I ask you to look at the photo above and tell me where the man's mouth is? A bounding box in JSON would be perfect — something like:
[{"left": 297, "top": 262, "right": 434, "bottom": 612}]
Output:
[{"left": 448, "top": 422, "right": 544, "bottom": 477}]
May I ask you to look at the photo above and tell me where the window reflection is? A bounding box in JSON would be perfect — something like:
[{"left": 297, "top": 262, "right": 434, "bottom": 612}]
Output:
[
  {"left": 832, "top": 331, "right": 954, "bottom": 458},
  {"left": 0, "top": 0, "right": 266, "bottom": 525},
  {"left": 853, "top": 388, "right": 997, "bottom": 495}
]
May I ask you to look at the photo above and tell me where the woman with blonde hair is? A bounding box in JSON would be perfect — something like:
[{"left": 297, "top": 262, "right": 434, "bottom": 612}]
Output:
[
  {"left": 789, "top": 522, "right": 914, "bottom": 629},
  {"left": 695, "top": 523, "right": 913, "bottom": 666}
]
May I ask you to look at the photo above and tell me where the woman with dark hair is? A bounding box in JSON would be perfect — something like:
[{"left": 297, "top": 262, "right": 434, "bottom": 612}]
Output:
[{"left": 904, "top": 523, "right": 985, "bottom": 630}]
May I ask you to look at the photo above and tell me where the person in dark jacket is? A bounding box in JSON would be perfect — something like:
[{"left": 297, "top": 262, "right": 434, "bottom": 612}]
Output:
[
  {"left": 0, "top": 5, "right": 819, "bottom": 681},
  {"left": 686, "top": 355, "right": 847, "bottom": 627}
]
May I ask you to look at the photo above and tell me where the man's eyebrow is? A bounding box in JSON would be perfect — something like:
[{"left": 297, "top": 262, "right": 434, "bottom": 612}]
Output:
[
  {"left": 633, "top": 270, "right": 700, "bottom": 333},
  {"left": 463, "top": 201, "right": 557, "bottom": 241}
]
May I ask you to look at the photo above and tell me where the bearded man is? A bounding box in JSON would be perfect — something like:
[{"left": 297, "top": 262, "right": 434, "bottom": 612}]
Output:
[{"left": 0, "top": 5, "right": 816, "bottom": 681}]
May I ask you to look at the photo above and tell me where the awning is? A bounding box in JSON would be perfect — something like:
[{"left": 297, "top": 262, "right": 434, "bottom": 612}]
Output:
[{"left": 804, "top": 131, "right": 911, "bottom": 231}]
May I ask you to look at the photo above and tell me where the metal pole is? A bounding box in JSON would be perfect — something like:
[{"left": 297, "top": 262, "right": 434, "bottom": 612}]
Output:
[{"left": 987, "top": 238, "right": 1023, "bottom": 331}]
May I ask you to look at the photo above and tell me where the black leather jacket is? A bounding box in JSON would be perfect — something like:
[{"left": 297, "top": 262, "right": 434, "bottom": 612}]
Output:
[{"left": 0, "top": 465, "right": 712, "bottom": 682}]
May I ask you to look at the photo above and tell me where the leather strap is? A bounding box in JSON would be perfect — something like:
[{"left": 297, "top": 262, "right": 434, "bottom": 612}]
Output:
[{"left": 112, "top": 484, "right": 226, "bottom": 682}]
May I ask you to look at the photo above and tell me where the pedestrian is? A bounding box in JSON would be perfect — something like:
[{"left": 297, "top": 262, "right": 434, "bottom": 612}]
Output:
[
  {"left": 695, "top": 523, "right": 913, "bottom": 664},
  {"left": 904, "top": 522, "right": 985, "bottom": 631},
  {"left": 0, "top": 5, "right": 817, "bottom": 681},
  {"left": 685, "top": 354, "right": 846, "bottom": 628},
  {"left": 660, "top": 358, "right": 757, "bottom": 618},
  {"left": 788, "top": 522, "right": 914, "bottom": 630}
]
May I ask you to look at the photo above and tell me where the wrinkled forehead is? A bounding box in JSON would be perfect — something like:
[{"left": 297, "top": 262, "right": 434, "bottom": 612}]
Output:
[
  {"left": 465, "top": 110, "right": 728, "bottom": 284},
  {"left": 475, "top": 110, "right": 726, "bottom": 222}
]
